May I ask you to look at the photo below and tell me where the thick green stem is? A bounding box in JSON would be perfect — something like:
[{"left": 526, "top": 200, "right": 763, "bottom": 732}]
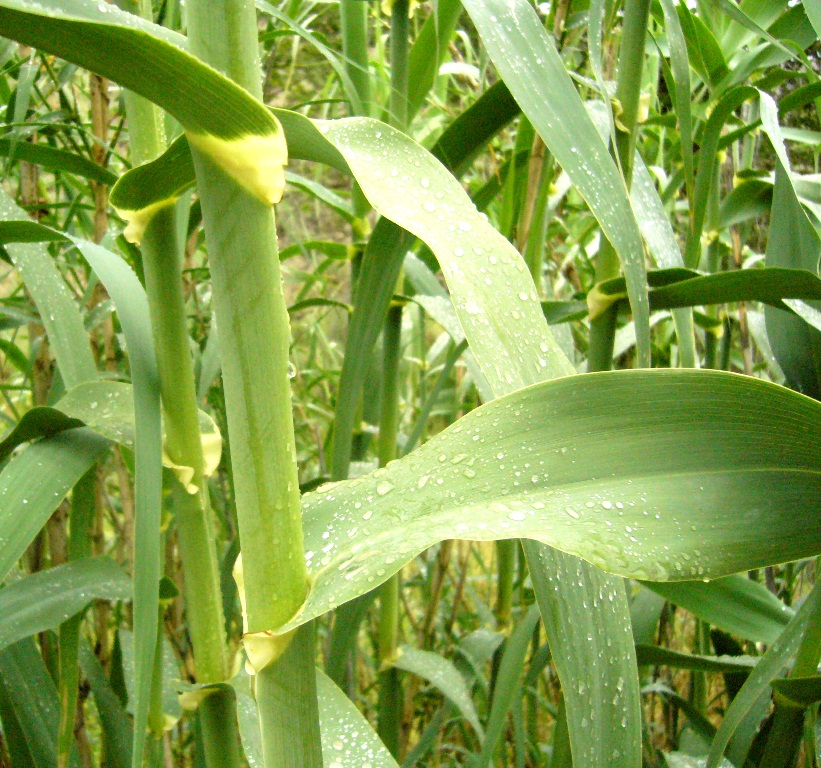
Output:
[
  {"left": 690, "top": 619, "right": 709, "bottom": 714},
  {"left": 376, "top": 666, "right": 403, "bottom": 759},
  {"left": 377, "top": 573, "right": 402, "bottom": 757},
  {"left": 375, "top": 7, "right": 410, "bottom": 749},
  {"left": 704, "top": 164, "right": 723, "bottom": 369},
  {"left": 376, "top": 301, "right": 403, "bottom": 754},
  {"left": 378, "top": 303, "right": 403, "bottom": 469},
  {"left": 115, "top": 1, "right": 235, "bottom": 761},
  {"left": 171, "top": 480, "right": 226, "bottom": 682},
  {"left": 256, "top": 624, "right": 323, "bottom": 767},
  {"left": 147, "top": 598, "right": 166, "bottom": 765},
  {"left": 340, "top": 0, "right": 371, "bottom": 215},
  {"left": 389, "top": 0, "right": 410, "bottom": 131},
  {"left": 188, "top": 149, "right": 306, "bottom": 631},
  {"left": 340, "top": 0, "right": 372, "bottom": 116},
  {"left": 521, "top": 145, "right": 554, "bottom": 295},
  {"left": 185, "top": 2, "right": 320, "bottom": 764},
  {"left": 57, "top": 468, "right": 96, "bottom": 768},
  {"left": 200, "top": 690, "right": 244, "bottom": 768},
  {"left": 494, "top": 540, "right": 516, "bottom": 631},
  {"left": 139, "top": 162, "right": 236, "bottom": 768},
  {"left": 587, "top": 239, "right": 620, "bottom": 372},
  {"left": 613, "top": 0, "right": 651, "bottom": 187},
  {"left": 187, "top": 0, "right": 305, "bottom": 641}
]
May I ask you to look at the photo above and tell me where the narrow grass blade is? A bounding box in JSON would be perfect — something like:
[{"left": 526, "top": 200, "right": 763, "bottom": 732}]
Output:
[
  {"left": 68, "top": 239, "right": 162, "bottom": 768},
  {"left": 685, "top": 85, "right": 758, "bottom": 268},
  {"left": 765, "top": 163, "right": 821, "bottom": 397},
  {"left": 647, "top": 575, "right": 793, "bottom": 644},
  {"left": 0, "top": 0, "right": 284, "bottom": 203},
  {"left": 587, "top": 0, "right": 616, "bottom": 149},
  {"left": 0, "top": 679, "right": 37, "bottom": 768},
  {"left": 0, "top": 189, "right": 96, "bottom": 390},
  {"left": 0, "top": 138, "right": 117, "bottom": 184},
  {"left": 657, "top": 0, "right": 693, "bottom": 194},
  {"left": 0, "top": 215, "right": 163, "bottom": 768},
  {"left": 527, "top": 544, "right": 641, "bottom": 768},
  {"left": 0, "top": 557, "right": 131, "bottom": 651},
  {"left": 631, "top": 157, "right": 696, "bottom": 365},
  {"left": 708, "top": 584, "right": 821, "bottom": 768},
  {"left": 392, "top": 646, "right": 483, "bottom": 739},
  {"left": 406, "top": 0, "right": 462, "bottom": 121},
  {"left": 78, "top": 641, "right": 132, "bottom": 768},
  {"left": 0, "top": 428, "right": 109, "bottom": 582},
  {"left": 597, "top": 266, "right": 821, "bottom": 316},
  {"left": 0, "top": 639, "right": 66, "bottom": 768},
  {"left": 460, "top": 0, "right": 651, "bottom": 367},
  {"left": 635, "top": 645, "right": 757, "bottom": 674},
  {"left": 476, "top": 604, "right": 541, "bottom": 766},
  {"left": 256, "top": 0, "right": 363, "bottom": 115},
  {"left": 430, "top": 80, "right": 520, "bottom": 176}
]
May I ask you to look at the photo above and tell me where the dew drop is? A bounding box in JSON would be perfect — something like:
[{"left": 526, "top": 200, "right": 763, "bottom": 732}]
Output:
[{"left": 376, "top": 481, "right": 394, "bottom": 496}]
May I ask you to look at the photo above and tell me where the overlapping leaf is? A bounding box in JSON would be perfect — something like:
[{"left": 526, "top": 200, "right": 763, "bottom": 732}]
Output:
[{"left": 269, "top": 369, "right": 821, "bottom": 632}]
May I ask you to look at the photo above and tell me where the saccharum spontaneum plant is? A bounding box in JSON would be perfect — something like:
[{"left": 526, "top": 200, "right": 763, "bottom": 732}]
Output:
[{"left": 3, "top": 1, "right": 821, "bottom": 767}]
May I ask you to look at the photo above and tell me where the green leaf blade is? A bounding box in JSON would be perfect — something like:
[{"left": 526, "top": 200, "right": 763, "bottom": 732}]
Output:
[{"left": 283, "top": 369, "right": 821, "bottom": 631}]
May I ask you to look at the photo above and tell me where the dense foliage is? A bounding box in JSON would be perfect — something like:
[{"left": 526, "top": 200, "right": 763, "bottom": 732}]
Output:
[{"left": 1, "top": 1, "right": 821, "bottom": 767}]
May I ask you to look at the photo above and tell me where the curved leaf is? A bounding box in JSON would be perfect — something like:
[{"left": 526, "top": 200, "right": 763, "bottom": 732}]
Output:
[
  {"left": 635, "top": 645, "right": 757, "bottom": 674},
  {"left": 771, "top": 675, "right": 821, "bottom": 708},
  {"left": 0, "top": 427, "right": 109, "bottom": 583},
  {"left": 0, "top": 557, "right": 131, "bottom": 652},
  {"left": 277, "top": 369, "right": 821, "bottom": 632},
  {"left": 0, "top": 138, "right": 118, "bottom": 184},
  {"left": 647, "top": 575, "right": 793, "bottom": 644},
  {"left": 391, "top": 646, "right": 483, "bottom": 739},
  {"left": 0, "top": 407, "right": 83, "bottom": 464}
]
